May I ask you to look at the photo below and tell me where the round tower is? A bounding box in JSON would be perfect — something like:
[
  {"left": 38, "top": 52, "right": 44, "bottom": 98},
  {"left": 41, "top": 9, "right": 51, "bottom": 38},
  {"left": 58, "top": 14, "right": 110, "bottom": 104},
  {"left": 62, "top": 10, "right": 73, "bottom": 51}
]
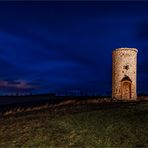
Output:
[{"left": 112, "top": 48, "right": 138, "bottom": 100}]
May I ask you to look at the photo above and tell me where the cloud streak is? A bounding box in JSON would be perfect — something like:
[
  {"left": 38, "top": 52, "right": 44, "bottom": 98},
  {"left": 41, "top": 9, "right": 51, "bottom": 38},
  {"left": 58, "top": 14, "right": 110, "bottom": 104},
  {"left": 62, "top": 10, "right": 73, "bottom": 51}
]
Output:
[{"left": 0, "top": 1, "right": 148, "bottom": 94}]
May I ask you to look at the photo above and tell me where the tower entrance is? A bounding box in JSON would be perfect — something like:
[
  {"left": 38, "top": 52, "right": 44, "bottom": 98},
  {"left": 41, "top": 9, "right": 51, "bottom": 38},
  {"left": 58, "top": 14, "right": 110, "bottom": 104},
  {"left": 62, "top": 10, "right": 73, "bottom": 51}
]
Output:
[{"left": 121, "top": 76, "right": 132, "bottom": 99}]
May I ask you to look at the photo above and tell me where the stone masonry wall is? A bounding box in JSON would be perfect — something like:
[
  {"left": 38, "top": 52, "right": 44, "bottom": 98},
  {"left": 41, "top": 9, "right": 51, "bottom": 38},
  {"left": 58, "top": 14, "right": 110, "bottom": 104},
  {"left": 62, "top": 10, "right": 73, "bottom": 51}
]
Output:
[{"left": 112, "top": 48, "right": 138, "bottom": 100}]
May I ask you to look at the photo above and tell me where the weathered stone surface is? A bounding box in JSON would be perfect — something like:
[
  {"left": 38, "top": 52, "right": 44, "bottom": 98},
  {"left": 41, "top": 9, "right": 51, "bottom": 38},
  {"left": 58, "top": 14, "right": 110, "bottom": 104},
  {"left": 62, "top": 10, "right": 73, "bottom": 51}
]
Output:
[{"left": 112, "top": 48, "right": 138, "bottom": 100}]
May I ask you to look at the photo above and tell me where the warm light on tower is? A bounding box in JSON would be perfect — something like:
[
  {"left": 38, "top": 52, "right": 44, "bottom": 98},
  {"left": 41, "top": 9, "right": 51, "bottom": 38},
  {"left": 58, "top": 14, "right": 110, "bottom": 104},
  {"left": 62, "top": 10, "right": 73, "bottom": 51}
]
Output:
[{"left": 112, "top": 48, "right": 138, "bottom": 100}]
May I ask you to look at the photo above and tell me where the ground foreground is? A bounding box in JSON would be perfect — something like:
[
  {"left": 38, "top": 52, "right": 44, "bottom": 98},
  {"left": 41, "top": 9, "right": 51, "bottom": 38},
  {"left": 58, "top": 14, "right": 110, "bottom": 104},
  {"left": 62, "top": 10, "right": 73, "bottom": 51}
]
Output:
[{"left": 0, "top": 102, "right": 148, "bottom": 147}]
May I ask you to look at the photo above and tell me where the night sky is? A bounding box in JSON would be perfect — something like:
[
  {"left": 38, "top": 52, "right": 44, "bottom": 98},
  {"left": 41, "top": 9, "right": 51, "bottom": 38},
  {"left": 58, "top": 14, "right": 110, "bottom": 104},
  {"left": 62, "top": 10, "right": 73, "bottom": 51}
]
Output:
[{"left": 0, "top": 1, "right": 148, "bottom": 95}]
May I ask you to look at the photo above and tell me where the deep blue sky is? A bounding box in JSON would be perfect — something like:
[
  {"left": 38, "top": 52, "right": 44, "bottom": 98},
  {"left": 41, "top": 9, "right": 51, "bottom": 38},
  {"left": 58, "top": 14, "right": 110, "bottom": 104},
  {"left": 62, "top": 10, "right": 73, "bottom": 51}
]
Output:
[{"left": 0, "top": 1, "right": 148, "bottom": 95}]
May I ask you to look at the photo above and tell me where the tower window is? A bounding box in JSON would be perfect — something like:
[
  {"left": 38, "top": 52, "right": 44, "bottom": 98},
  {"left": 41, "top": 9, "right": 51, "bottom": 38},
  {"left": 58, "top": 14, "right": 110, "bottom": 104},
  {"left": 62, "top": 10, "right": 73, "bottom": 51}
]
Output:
[{"left": 124, "top": 65, "right": 129, "bottom": 70}]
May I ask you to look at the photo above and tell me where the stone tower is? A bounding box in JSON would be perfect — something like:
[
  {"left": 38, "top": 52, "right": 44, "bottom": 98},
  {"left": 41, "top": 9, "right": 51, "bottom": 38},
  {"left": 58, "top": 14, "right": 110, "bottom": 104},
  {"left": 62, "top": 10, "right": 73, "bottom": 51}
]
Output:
[{"left": 112, "top": 48, "right": 138, "bottom": 100}]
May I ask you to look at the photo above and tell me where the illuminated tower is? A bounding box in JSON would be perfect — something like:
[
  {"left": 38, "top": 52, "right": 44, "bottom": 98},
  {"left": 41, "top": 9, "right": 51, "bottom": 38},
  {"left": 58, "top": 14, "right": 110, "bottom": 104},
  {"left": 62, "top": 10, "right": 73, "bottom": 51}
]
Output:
[{"left": 112, "top": 48, "right": 138, "bottom": 100}]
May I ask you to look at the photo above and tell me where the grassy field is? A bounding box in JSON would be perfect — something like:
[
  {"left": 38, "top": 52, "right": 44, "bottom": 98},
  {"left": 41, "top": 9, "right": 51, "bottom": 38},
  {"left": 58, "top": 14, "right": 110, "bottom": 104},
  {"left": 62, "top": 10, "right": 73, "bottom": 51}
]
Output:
[{"left": 0, "top": 102, "right": 148, "bottom": 147}]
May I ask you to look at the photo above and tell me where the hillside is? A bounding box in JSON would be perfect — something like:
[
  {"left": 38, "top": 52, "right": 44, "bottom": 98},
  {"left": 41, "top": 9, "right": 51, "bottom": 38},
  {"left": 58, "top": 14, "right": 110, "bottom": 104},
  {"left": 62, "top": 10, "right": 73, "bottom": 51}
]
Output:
[{"left": 0, "top": 102, "right": 148, "bottom": 147}]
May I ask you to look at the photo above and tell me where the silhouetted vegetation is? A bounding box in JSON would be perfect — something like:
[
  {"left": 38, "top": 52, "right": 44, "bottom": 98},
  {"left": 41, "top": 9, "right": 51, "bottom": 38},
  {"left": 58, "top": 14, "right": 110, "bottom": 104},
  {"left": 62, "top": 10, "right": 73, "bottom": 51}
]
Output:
[{"left": 0, "top": 94, "right": 111, "bottom": 115}]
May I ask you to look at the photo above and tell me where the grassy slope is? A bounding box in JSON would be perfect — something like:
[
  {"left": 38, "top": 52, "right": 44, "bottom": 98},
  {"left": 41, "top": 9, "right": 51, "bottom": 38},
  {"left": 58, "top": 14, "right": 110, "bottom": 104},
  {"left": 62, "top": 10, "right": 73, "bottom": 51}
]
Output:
[{"left": 0, "top": 103, "right": 148, "bottom": 147}]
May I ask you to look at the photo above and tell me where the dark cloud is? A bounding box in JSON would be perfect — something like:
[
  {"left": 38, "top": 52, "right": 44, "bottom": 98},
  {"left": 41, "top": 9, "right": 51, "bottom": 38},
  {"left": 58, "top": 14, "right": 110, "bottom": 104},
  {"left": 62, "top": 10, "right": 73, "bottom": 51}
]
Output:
[
  {"left": 0, "top": 58, "right": 23, "bottom": 78},
  {"left": 0, "top": 1, "right": 148, "bottom": 94},
  {"left": 136, "top": 21, "right": 148, "bottom": 41}
]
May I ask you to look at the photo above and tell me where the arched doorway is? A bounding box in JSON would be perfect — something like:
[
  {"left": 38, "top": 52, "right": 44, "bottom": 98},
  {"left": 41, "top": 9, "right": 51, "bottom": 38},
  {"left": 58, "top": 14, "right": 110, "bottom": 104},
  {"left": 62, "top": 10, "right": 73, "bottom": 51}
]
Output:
[{"left": 121, "top": 76, "right": 132, "bottom": 99}]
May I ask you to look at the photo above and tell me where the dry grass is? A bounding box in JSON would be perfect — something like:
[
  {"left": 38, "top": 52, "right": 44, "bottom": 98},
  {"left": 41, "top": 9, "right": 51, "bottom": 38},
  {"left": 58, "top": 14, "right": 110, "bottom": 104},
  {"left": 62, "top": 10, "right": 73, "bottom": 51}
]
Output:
[
  {"left": 1, "top": 98, "right": 112, "bottom": 116},
  {"left": 0, "top": 102, "right": 148, "bottom": 147},
  {"left": 1, "top": 97, "right": 146, "bottom": 116},
  {"left": 2, "top": 103, "right": 49, "bottom": 116}
]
